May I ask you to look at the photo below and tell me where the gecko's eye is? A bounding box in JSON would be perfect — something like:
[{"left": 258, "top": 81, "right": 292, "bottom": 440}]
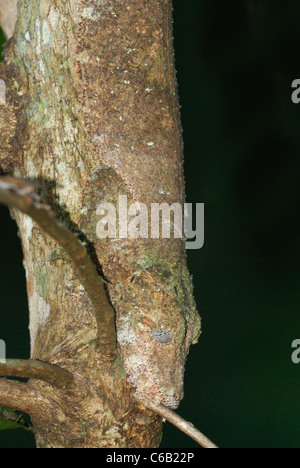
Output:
[{"left": 151, "top": 326, "right": 172, "bottom": 344}]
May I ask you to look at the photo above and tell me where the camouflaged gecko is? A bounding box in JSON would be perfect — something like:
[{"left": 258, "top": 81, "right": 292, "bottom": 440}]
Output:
[
  {"left": 75, "top": 0, "right": 202, "bottom": 410},
  {"left": 91, "top": 169, "right": 201, "bottom": 409},
  {"left": 115, "top": 255, "right": 201, "bottom": 409}
]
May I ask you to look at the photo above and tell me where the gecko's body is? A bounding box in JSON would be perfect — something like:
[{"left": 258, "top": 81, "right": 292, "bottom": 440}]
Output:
[{"left": 115, "top": 255, "right": 200, "bottom": 409}]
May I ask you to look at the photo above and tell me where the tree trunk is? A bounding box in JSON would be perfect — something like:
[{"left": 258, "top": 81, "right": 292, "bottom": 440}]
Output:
[{"left": 0, "top": 0, "right": 201, "bottom": 448}]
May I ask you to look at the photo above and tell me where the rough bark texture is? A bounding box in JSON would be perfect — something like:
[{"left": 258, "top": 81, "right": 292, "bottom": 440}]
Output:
[
  {"left": 0, "top": 63, "right": 20, "bottom": 173},
  {"left": 0, "top": 0, "right": 201, "bottom": 448}
]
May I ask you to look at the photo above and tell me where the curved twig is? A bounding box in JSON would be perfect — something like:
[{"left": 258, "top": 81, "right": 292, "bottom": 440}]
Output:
[
  {"left": 147, "top": 403, "right": 218, "bottom": 449},
  {"left": 0, "top": 359, "right": 74, "bottom": 390},
  {"left": 0, "top": 177, "right": 117, "bottom": 361}
]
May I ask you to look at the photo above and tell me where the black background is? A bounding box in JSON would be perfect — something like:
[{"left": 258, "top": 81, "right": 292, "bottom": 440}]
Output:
[{"left": 1, "top": 0, "right": 300, "bottom": 448}]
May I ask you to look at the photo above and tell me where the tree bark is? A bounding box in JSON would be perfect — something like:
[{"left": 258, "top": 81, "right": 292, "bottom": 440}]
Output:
[
  {"left": 0, "top": 0, "right": 201, "bottom": 448},
  {"left": 0, "top": 63, "right": 19, "bottom": 173}
]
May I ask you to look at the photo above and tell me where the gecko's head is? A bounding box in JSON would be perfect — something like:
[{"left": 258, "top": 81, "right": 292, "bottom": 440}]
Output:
[
  {"left": 116, "top": 264, "right": 201, "bottom": 409},
  {"left": 118, "top": 316, "right": 187, "bottom": 409}
]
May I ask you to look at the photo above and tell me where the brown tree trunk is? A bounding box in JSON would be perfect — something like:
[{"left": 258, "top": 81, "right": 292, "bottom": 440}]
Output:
[{"left": 0, "top": 0, "right": 201, "bottom": 448}]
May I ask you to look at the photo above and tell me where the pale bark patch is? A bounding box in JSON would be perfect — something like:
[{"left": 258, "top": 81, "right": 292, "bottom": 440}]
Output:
[
  {"left": 0, "top": 0, "right": 17, "bottom": 39},
  {"left": 29, "top": 293, "right": 50, "bottom": 348}
]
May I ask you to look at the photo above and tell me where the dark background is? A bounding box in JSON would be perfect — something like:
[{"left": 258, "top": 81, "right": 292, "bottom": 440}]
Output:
[{"left": 1, "top": 0, "right": 300, "bottom": 448}]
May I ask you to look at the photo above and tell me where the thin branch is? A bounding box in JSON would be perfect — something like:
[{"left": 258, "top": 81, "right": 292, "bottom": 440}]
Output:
[
  {"left": 147, "top": 403, "right": 218, "bottom": 449},
  {"left": 0, "top": 177, "right": 117, "bottom": 361},
  {"left": 0, "top": 0, "right": 18, "bottom": 39},
  {"left": 0, "top": 378, "right": 54, "bottom": 421},
  {"left": 0, "top": 359, "right": 74, "bottom": 390}
]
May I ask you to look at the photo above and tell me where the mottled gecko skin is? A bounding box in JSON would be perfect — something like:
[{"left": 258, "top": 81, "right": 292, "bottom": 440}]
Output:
[
  {"left": 115, "top": 259, "right": 201, "bottom": 409},
  {"left": 89, "top": 170, "right": 201, "bottom": 410}
]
